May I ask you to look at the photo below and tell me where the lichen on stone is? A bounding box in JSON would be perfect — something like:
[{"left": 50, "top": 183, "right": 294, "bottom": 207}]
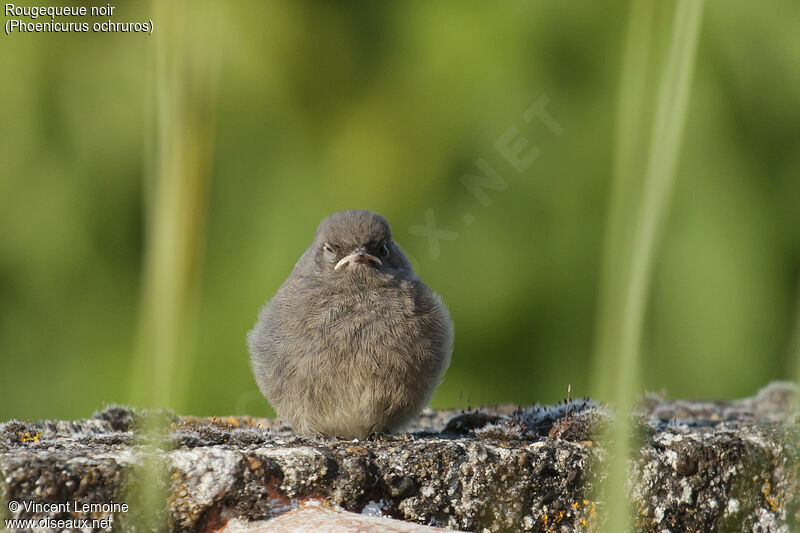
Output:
[{"left": 1, "top": 382, "right": 798, "bottom": 532}]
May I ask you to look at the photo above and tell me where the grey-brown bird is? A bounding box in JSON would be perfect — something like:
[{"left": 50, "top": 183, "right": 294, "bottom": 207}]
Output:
[{"left": 247, "top": 210, "right": 453, "bottom": 438}]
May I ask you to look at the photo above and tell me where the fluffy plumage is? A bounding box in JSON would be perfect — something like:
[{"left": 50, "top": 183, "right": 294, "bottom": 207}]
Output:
[{"left": 248, "top": 210, "right": 453, "bottom": 438}]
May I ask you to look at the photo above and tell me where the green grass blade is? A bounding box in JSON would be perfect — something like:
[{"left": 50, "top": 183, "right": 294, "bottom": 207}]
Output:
[{"left": 593, "top": 0, "right": 705, "bottom": 531}]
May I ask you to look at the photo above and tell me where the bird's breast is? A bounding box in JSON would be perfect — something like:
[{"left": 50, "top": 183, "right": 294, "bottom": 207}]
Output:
[{"left": 306, "top": 285, "right": 415, "bottom": 351}]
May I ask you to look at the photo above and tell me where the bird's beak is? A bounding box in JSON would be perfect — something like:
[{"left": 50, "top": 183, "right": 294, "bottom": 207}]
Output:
[{"left": 334, "top": 248, "right": 382, "bottom": 270}]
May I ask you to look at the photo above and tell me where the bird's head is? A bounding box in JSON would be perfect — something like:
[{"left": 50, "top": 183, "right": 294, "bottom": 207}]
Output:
[{"left": 308, "top": 210, "right": 412, "bottom": 280}]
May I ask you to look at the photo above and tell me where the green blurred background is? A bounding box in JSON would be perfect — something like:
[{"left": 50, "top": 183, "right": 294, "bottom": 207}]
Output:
[{"left": 1, "top": 1, "right": 798, "bottom": 421}]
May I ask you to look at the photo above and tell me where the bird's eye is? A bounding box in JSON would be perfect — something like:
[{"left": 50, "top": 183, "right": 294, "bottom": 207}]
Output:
[
  {"left": 323, "top": 244, "right": 336, "bottom": 263},
  {"left": 378, "top": 243, "right": 390, "bottom": 258}
]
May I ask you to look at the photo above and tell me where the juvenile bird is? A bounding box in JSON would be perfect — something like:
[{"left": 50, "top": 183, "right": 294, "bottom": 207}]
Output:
[{"left": 247, "top": 210, "right": 453, "bottom": 438}]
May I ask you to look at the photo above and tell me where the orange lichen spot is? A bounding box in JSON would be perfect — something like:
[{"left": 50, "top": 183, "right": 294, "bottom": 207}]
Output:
[
  {"left": 345, "top": 445, "right": 368, "bottom": 456},
  {"left": 763, "top": 479, "right": 780, "bottom": 512},
  {"left": 20, "top": 431, "right": 42, "bottom": 443},
  {"left": 321, "top": 499, "right": 337, "bottom": 510}
]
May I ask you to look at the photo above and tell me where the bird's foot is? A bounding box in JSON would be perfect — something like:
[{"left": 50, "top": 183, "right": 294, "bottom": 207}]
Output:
[{"left": 366, "top": 431, "right": 395, "bottom": 442}]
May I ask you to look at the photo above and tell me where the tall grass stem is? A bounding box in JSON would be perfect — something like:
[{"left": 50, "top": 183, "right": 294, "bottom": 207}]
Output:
[
  {"left": 127, "top": 0, "right": 220, "bottom": 528},
  {"left": 593, "top": 0, "right": 704, "bottom": 530}
]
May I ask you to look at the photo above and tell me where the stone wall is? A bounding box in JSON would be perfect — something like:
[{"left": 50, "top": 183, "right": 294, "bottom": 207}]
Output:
[{"left": 1, "top": 383, "right": 797, "bottom": 532}]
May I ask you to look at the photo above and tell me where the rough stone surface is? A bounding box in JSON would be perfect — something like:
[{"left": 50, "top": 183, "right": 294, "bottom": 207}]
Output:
[{"left": 1, "top": 383, "right": 798, "bottom": 532}]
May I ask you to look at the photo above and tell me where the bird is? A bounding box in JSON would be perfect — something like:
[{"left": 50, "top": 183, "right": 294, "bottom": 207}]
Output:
[{"left": 247, "top": 210, "right": 453, "bottom": 439}]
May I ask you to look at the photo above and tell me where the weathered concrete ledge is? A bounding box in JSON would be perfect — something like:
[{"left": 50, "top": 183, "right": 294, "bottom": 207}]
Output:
[{"left": 1, "top": 383, "right": 798, "bottom": 532}]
